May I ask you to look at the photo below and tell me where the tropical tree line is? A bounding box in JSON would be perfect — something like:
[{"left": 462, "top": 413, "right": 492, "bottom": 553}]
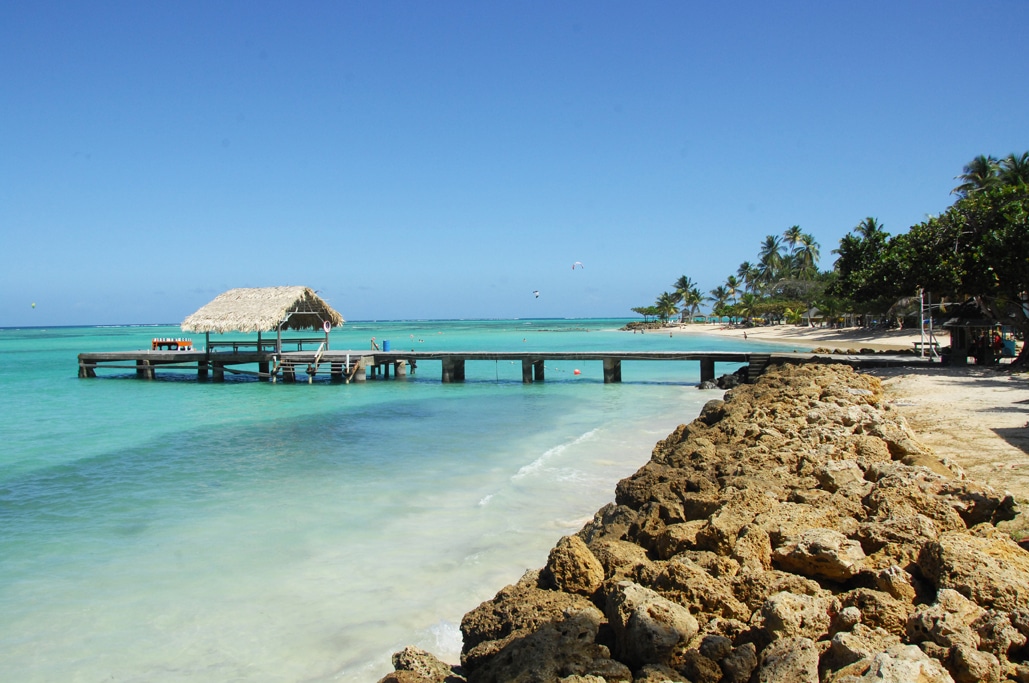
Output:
[
  {"left": 633, "top": 152, "right": 1029, "bottom": 364},
  {"left": 634, "top": 226, "right": 826, "bottom": 326}
]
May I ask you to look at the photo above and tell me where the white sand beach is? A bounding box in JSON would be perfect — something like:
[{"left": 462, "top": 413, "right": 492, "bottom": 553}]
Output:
[
  {"left": 870, "top": 365, "right": 1029, "bottom": 506},
  {"left": 673, "top": 321, "right": 933, "bottom": 352}
]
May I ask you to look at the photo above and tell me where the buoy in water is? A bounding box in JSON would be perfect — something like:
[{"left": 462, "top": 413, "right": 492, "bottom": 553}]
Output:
[{"left": 573, "top": 369, "right": 581, "bottom": 375}]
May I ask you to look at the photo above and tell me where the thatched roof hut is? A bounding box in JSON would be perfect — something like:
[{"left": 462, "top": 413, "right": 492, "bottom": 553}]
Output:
[{"left": 181, "top": 286, "right": 344, "bottom": 334}]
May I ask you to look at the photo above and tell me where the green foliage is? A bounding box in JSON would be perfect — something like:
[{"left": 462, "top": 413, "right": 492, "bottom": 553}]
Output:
[
  {"left": 631, "top": 306, "right": 659, "bottom": 322},
  {"left": 900, "top": 184, "right": 1029, "bottom": 304},
  {"left": 638, "top": 153, "right": 1026, "bottom": 360},
  {"left": 654, "top": 292, "right": 679, "bottom": 322},
  {"left": 827, "top": 217, "right": 898, "bottom": 306}
]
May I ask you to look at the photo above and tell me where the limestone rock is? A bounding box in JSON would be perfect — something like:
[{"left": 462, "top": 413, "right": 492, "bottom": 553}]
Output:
[
  {"left": 579, "top": 503, "right": 638, "bottom": 543},
  {"left": 873, "top": 564, "right": 918, "bottom": 602},
  {"left": 633, "top": 663, "right": 690, "bottom": 682},
  {"left": 829, "top": 644, "right": 955, "bottom": 682},
  {"left": 604, "top": 581, "right": 699, "bottom": 668},
  {"left": 378, "top": 672, "right": 449, "bottom": 683},
  {"left": 757, "top": 591, "right": 833, "bottom": 642},
  {"left": 464, "top": 606, "right": 630, "bottom": 683},
  {"left": 731, "top": 569, "right": 825, "bottom": 613},
  {"left": 772, "top": 528, "right": 866, "bottom": 582},
  {"left": 822, "top": 623, "right": 902, "bottom": 673},
  {"left": 694, "top": 490, "right": 781, "bottom": 556},
  {"left": 973, "top": 609, "right": 1028, "bottom": 663},
  {"left": 587, "top": 537, "right": 653, "bottom": 582},
  {"left": 837, "top": 588, "right": 913, "bottom": 637},
  {"left": 947, "top": 643, "right": 1000, "bottom": 683},
  {"left": 652, "top": 521, "right": 705, "bottom": 560},
  {"left": 674, "top": 648, "right": 723, "bottom": 683},
  {"left": 540, "top": 535, "right": 604, "bottom": 596},
  {"left": 460, "top": 572, "right": 598, "bottom": 671},
  {"left": 651, "top": 556, "right": 751, "bottom": 621},
  {"left": 906, "top": 588, "right": 985, "bottom": 650},
  {"left": 388, "top": 647, "right": 462, "bottom": 682},
  {"left": 815, "top": 459, "right": 868, "bottom": 494},
  {"left": 721, "top": 641, "right": 758, "bottom": 683},
  {"left": 755, "top": 636, "right": 820, "bottom": 683},
  {"left": 917, "top": 529, "right": 1029, "bottom": 611}
]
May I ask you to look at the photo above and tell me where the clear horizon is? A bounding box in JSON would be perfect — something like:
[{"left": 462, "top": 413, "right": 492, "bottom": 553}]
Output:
[{"left": 3, "top": 2, "right": 1027, "bottom": 327}]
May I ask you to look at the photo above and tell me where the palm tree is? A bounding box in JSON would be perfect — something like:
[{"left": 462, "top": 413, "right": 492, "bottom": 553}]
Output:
[
  {"left": 854, "top": 216, "right": 885, "bottom": 240},
  {"left": 783, "top": 225, "right": 804, "bottom": 256},
  {"left": 757, "top": 234, "right": 784, "bottom": 289},
  {"left": 737, "top": 292, "right": 758, "bottom": 322},
  {"left": 654, "top": 292, "right": 679, "bottom": 323},
  {"left": 672, "top": 275, "right": 696, "bottom": 322},
  {"left": 999, "top": 151, "right": 1029, "bottom": 188},
  {"left": 737, "top": 262, "right": 759, "bottom": 293},
  {"left": 682, "top": 286, "right": 704, "bottom": 322},
  {"left": 952, "top": 154, "right": 999, "bottom": 197},
  {"left": 708, "top": 285, "right": 730, "bottom": 319},
  {"left": 724, "top": 275, "right": 741, "bottom": 304},
  {"left": 795, "top": 232, "right": 821, "bottom": 278}
]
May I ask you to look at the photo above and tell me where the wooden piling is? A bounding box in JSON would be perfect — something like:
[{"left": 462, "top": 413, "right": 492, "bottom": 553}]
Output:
[
  {"left": 603, "top": 358, "right": 622, "bottom": 383},
  {"left": 700, "top": 358, "right": 715, "bottom": 383}
]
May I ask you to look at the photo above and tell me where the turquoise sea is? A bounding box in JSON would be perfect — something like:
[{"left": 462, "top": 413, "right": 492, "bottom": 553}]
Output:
[{"left": 0, "top": 319, "right": 780, "bottom": 682}]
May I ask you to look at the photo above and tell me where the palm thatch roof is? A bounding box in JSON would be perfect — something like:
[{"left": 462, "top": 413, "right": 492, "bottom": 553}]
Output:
[{"left": 181, "top": 287, "right": 344, "bottom": 334}]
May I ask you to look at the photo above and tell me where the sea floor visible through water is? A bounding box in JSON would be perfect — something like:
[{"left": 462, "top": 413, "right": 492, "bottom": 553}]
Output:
[{"left": 0, "top": 319, "right": 779, "bottom": 681}]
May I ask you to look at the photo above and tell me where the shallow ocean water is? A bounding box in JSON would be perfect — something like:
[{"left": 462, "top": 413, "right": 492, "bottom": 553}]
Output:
[{"left": 0, "top": 319, "right": 780, "bottom": 681}]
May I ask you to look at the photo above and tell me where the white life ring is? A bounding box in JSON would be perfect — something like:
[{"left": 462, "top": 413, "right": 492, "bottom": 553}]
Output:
[{"left": 323, "top": 320, "right": 331, "bottom": 333}]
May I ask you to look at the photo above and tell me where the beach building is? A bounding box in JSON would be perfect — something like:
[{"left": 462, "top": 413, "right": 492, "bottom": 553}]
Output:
[
  {"left": 940, "top": 300, "right": 1019, "bottom": 365},
  {"left": 181, "top": 286, "right": 344, "bottom": 353}
]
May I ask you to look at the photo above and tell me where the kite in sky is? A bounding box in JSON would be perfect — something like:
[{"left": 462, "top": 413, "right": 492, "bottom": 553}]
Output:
[
  {"left": 572, "top": 261, "right": 583, "bottom": 270},
  {"left": 533, "top": 290, "right": 540, "bottom": 298}
]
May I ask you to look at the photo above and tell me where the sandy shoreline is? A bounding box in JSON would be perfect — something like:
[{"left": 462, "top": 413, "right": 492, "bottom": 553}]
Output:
[
  {"left": 665, "top": 321, "right": 933, "bottom": 352},
  {"left": 868, "top": 365, "right": 1029, "bottom": 506}
]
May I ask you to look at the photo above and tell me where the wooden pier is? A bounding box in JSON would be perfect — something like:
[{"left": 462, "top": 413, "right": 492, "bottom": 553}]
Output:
[{"left": 77, "top": 347, "right": 930, "bottom": 385}]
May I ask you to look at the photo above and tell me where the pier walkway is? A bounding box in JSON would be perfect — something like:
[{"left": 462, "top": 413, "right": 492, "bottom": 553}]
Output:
[{"left": 77, "top": 348, "right": 931, "bottom": 385}]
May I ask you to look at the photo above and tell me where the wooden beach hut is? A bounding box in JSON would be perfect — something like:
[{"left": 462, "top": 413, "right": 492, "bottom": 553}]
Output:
[
  {"left": 939, "top": 300, "right": 1004, "bottom": 365},
  {"left": 181, "top": 286, "right": 344, "bottom": 353}
]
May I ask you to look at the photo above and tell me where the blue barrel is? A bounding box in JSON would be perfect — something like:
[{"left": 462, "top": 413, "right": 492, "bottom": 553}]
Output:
[{"left": 382, "top": 340, "right": 391, "bottom": 352}]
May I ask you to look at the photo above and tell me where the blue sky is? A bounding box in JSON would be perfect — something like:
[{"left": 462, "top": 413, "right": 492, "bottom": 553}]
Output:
[{"left": 2, "top": 2, "right": 1027, "bottom": 326}]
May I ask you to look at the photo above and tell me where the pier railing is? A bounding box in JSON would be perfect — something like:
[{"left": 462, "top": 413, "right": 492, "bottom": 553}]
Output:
[{"left": 206, "top": 337, "right": 326, "bottom": 353}]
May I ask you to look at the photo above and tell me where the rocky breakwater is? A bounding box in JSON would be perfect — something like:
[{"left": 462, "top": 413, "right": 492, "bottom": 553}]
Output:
[{"left": 380, "top": 363, "right": 1029, "bottom": 683}]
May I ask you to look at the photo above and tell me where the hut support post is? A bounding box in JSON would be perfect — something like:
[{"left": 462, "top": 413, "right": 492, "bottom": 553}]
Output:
[
  {"left": 533, "top": 360, "right": 545, "bottom": 382},
  {"left": 198, "top": 360, "right": 208, "bottom": 380},
  {"left": 212, "top": 362, "right": 225, "bottom": 382}
]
